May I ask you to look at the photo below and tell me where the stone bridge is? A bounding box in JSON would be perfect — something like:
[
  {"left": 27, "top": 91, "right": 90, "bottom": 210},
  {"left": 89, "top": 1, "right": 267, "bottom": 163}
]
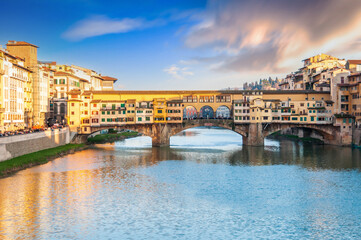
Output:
[{"left": 75, "top": 119, "right": 351, "bottom": 147}]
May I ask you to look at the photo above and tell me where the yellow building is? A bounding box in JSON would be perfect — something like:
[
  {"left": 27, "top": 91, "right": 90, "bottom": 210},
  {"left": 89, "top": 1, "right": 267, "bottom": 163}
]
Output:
[
  {"left": 0, "top": 51, "right": 4, "bottom": 130},
  {"left": 0, "top": 49, "right": 32, "bottom": 131},
  {"left": 153, "top": 98, "right": 167, "bottom": 123},
  {"left": 6, "top": 41, "right": 39, "bottom": 128}
]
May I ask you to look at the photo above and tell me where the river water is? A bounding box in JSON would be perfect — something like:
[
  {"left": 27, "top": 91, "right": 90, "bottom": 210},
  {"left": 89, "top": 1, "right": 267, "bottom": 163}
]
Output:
[{"left": 1, "top": 127, "right": 361, "bottom": 239}]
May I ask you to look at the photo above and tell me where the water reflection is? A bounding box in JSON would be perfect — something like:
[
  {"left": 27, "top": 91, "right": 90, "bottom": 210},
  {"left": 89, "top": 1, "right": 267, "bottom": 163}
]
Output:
[{"left": 0, "top": 127, "right": 360, "bottom": 239}]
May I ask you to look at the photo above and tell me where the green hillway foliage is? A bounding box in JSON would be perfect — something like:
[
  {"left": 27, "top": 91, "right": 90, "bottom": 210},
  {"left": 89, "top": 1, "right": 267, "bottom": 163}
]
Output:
[
  {"left": 0, "top": 144, "right": 85, "bottom": 177},
  {"left": 87, "top": 131, "right": 139, "bottom": 144}
]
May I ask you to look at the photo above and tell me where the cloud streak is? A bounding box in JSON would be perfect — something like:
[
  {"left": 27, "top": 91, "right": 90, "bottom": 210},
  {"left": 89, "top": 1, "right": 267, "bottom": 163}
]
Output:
[
  {"left": 63, "top": 15, "right": 161, "bottom": 41},
  {"left": 163, "top": 65, "right": 194, "bottom": 79},
  {"left": 185, "top": 0, "right": 361, "bottom": 74}
]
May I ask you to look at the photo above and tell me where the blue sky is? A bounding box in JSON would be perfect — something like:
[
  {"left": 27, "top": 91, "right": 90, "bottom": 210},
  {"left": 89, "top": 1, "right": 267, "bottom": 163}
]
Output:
[{"left": 1, "top": 0, "right": 361, "bottom": 90}]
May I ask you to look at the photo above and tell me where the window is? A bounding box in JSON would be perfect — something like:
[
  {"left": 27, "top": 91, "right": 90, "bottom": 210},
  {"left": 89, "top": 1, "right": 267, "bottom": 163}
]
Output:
[
  {"left": 71, "top": 103, "right": 75, "bottom": 107},
  {"left": 311, "top": 116, "right": 314, "bottom": 121},
  {"left": 138, "top": 117, "right": 142, "bottom": 121},
  {"left": 101, "top": 118, "right": 105, "bottom": 122},
  {"left": 71, "top": 111, "right": 74, "bottom": 115},
  {"left": 157, "top": 110, "right": 162, "bottom": 113},
  {"left": 93, "top": 104, "right": 97, "bottom": 107},
  {"left": 146, "top": 117, "right": 150, "bottom": 121}
]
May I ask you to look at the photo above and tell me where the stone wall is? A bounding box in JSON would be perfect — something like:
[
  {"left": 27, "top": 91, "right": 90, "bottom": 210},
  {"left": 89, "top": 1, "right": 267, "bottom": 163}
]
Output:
[
  {"left": 0, "top": 128, "right": 70, "bottom": 162},
  {"left": 353, "top": 128, "right": 361, "bottom": 147}
]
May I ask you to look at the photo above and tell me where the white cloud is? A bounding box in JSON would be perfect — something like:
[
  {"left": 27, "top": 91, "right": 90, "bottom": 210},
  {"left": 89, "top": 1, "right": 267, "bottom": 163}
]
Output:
[
  {"left": 185, "top": 0, "right": 361, "bottom": 75},
  {"left": 63, "top": 15, "right": 159, "bottom": 41},
  {"left": 163, "top": 65, "right": 194, "bottom": 79}
]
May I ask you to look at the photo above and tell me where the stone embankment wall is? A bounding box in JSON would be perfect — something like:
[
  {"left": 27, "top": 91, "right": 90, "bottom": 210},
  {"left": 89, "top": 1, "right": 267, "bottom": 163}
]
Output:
[
  {"left": 0, "top": 128, "right": 71, "bottom": 162},
  {"left": 353, "top": 128, "right": 361, "bottom": 147}
]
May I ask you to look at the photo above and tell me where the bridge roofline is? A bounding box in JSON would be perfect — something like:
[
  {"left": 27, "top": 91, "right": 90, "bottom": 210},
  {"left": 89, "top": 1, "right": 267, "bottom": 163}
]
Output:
[{"left": 84, "top": 90, "right": 330, "bottom": 95}]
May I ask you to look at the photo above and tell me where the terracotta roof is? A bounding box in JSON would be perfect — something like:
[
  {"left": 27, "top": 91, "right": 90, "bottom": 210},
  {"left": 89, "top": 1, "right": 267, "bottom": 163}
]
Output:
[
  {"left": 6, "top": 41, "right": 39, "bottom": 48},
  {"left": 55, "top": 71, "right": 81, "bottom": 79},
  {"left": 348, "top": 60, "right": 361, "bottom": 65},
  {"left": 68, "top": 89, "right": 81, "bottom": 94},
  {"left": 102, "top": 76, "right": 117, "bottom": 81},
  {"left": 90, "top": 100, "right": 101, "bottom": 103}
]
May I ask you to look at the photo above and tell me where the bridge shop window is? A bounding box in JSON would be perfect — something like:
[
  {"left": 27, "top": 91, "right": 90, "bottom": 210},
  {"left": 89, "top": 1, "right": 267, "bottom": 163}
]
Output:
[
  {"left": 92, "top": 119, "right": 99, "bottom": 123},
  {"left": 216, "top": 95, "right": 231, "bottom": 102},
  {"left": 183, "top": 96, "right": 197, "bottom": 103},
  {"left": 199, "top": 96, "right": 214, "bottom": 103}
]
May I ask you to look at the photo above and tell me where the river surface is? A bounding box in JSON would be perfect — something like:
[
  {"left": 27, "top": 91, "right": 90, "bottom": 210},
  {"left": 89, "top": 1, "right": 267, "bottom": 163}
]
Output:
[{"left": 1, "top": 127, "right": 361, "bottom": 239}]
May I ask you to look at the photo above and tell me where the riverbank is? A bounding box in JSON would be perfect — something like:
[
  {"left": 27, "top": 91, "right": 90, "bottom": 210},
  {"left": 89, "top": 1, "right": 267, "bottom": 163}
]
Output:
[
  {"left": 87, "top": 131, "right": 139, "bottom": 144},
  {"left": 0, "top": 144, "right": 87, "bottom": 178},
  {"left": 268, "top": 132, "right": 324, "bottom": 144}
]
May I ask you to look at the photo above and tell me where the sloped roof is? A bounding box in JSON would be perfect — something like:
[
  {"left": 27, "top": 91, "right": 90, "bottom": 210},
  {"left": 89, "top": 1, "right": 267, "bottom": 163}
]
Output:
[
  {"left": 7, "top": 41, "right": 38, "bottom": 48},
  {"left": 348, "top": 60, "right": 361, "bottom": 65}
]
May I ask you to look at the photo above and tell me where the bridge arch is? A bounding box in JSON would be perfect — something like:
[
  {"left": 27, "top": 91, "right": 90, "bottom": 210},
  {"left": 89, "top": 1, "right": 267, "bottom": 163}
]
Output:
[
  {"left": 263, "top": 123, "right": 337, "bottom": 144},
  {"left": 183, "top": 105, "right": 198, "bottom": 119},
  {"left": 199, "top": 106, "right": 214, "bottom": 119},
  {"left": 215, "top": 105, "right": 231, "bottom": 119},
  {"left": 169, "top": 119, "right": 248, "bottom": 138},
  {"left": 88, "top": 125, "right": 154, "bottom": 138}
]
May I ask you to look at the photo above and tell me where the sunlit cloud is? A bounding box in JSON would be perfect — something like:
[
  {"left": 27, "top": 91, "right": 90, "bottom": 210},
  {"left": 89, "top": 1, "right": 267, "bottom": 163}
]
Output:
[
  {"left": 163, "top": 64, "right": 194, "bottom": 79},
  {"left": 63, "top": 15, "right": 163, "bottom": 41},
  {"left": 185, "top": 0, "right": 361, "bottom": 74}
]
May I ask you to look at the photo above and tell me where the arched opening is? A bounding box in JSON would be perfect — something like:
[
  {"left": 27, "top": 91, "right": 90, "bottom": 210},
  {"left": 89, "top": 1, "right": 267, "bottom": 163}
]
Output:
[
  {"left": 170, "top": 126, "right": 244, "bottom": 149},
  {"left": 199, "top": 106, "right": 214, "bottom": 119},
  {"left": 53, "top": 103, "right": 58, "bottom": 115},
  {"left": 265, "top": 127, "right": 332, "bottom": 144},
  {"left": 183, "top": 106, "right": 197, "bottom": 119},
  {"left": 60, "top": 103, "right": 66, "bottom": 115},
  {"left": 216, "top": 106, "right": 231, "bottom": 119}
]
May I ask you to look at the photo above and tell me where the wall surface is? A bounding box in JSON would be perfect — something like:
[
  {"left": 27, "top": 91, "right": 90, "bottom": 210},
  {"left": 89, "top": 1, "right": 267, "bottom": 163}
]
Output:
[
  {"left": 353, "top": 128, "right": 361, "bottom": 147},
  {"left": 0, "top": 128, "right": 70, "bottom": 162}
]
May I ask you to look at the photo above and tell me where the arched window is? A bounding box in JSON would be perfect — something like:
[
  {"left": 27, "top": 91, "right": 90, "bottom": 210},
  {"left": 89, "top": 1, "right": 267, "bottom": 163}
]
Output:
[
  {"left": 54, "top": 103, "right": 58, "bottom": 114},
  {"left": 183, "top": 106, "right": 197, "bottom": 119},
  {"left": 199, "top": 106, "right": 214, "bottom": 119},
  {"left": 216, "top": 106, "right": 231, "bottom": 119},
  {"left": 60, "top": 103, "right": 66, "bottom": 114}
]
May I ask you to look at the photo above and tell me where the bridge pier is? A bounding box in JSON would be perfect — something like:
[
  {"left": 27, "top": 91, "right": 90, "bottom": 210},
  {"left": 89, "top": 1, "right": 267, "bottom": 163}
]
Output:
[
  {"left": 151, "top": 123, "right": 171, "bottom": 147},
  {"left": 242, "top": 123, "right": 264, "bottom": 146}
]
